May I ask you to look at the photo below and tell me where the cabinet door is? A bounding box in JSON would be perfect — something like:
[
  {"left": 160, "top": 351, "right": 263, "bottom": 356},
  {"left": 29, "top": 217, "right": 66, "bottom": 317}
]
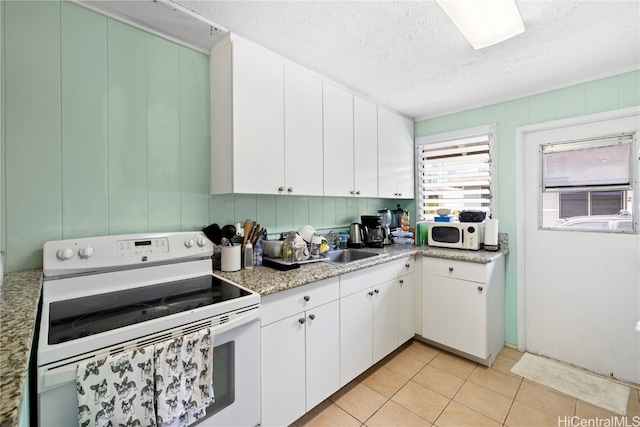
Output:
[
  {"left": 323, "top": 83, "right": 354, "bottom": 196},
  {"left": 261, "top": 314, "right": 306, "bottom": 427},
  {"left": 378, "top": 107, "right": 414, "bottom": 198},
  {"left": 423, "top": 274, "right": 488, "bottom": 359},
  {"left": 395, "top": 114, "right": 415, "bottom": 198},
  {"left": 372, "top": 280, "right": 398, "bottom": 363},
  {"left": 353, "top": 96, "right": 378, "bottom": 197},
  {"left": 340, "top": 288, "right": 372, "bottom": 386},
  {"left": 284, "top": 65, "right": 323, "bottom": 196},
  {"left": 233, "top": 42, "right": 284, "bottom": 194},
  {"left": 306, "top": 300, "right": 340, "bottom": 410},
  {"left": 398, "top": 273, "right": 415, "bottom": 344}
]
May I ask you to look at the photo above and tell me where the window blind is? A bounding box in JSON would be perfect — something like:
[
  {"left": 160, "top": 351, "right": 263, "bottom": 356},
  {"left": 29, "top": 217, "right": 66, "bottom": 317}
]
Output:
[{"left": 417, "top": 133, "right": 492, "bottom": 220}]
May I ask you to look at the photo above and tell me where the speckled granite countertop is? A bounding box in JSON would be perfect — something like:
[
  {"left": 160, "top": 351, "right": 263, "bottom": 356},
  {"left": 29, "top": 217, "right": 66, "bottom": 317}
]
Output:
[
  {"left": 0, "top": 236, "right": 509, "bottom": 425},
  {"left": 216, "top": 236, "right": 508, "bottom": 296},
  {"left": 1, "top": 269, "right": 42, "bottom": 427}
]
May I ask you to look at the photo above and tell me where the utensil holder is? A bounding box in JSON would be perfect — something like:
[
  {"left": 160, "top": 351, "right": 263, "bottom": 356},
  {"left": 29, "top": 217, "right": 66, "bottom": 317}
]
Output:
[{"left": 221, "top": 245, "right": 241, "bottom": 271}]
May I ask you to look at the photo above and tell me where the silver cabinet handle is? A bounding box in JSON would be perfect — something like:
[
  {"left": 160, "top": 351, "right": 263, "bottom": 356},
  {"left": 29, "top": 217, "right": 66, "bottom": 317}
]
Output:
[
  {"left": 298, "top": 317, "right": 306, "bottom": 324},
  {"left": 477, "top": 286, "right": 483, "bottom": 292},
  {"left": 287, "top": 187, "right": 293, "bottom": 193},
  {"left": 309, "top": 314, "right": 316, "bottom": 320},
  {"left": 278, "top": 186, "right": 285, "bottom": 193},
  {"left": 405, "top": 263, "right": 410, "bottom": 268},
  {"left": 303, "top": 295, "right": 310, "bottom": 302},
  {"left": 449, "top": 267, "right": 454, "bottom": 272},
  {"left": 399, "top": 279, "right": 404, "bottom": 284},
  {"left": 374, "top": 289, "right": 379, "bottom": 294},
  {"left": 355, "top": 190, "right": 360, "bottom": 195},
  {"left": 350, "top": 190, "right": 355, "bottom": 195},
  {"left": 368, "top": 291, "right": 374, "bottom": 296}
]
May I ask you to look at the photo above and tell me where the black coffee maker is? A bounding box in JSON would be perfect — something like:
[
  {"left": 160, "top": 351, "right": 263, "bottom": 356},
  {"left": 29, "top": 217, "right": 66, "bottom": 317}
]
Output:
[{"left": 360, "top": 215, "right": 384, "bottom": 248}]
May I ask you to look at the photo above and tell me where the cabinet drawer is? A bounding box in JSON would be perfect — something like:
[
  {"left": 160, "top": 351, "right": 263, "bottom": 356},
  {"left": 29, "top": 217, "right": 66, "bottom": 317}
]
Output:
[
  {"left": 396, "top": 256, "right": 415, "bottom": 276},
  {"left": 422, "top": 256, "right": 489, "bottom": 283},
  {"left": 340, "top": 261, "right": 398, "bottom": 297},
  {"left": 261, "top": 277, "right": 339, "bottom": 325}
]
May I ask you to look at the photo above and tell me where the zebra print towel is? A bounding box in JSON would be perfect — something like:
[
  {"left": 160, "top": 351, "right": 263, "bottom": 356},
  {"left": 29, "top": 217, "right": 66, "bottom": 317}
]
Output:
[{"left": 76, "top": 344, "right": 155, "bottom": 427}]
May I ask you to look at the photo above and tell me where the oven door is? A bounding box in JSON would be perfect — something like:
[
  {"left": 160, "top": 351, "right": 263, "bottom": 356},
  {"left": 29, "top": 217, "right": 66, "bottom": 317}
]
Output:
[{"left": 37, "top": 309, "right": 260, "bottom": 427}]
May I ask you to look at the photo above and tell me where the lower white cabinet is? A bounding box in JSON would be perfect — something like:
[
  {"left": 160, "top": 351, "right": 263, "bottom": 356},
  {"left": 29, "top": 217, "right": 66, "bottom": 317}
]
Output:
[
  {"left": 421, "top": 256, "right": 505, "bottom": 365},
  {"left": 339, "top": 257, "right": 415, "bottom": 386},
  {"left": 398, "top": 270, "right": 415, "bottom": 344},
  {"left": 260, "top": 257, "right": 417, "bottom": 426},
  {"left": 261, "top": 277, "right": 340, "bottom": 427}
]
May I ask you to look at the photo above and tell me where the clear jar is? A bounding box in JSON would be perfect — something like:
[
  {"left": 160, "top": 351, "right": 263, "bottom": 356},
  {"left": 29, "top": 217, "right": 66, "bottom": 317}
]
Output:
[{"left": 281, "top": 231, "right": 297, "bottom": 263}]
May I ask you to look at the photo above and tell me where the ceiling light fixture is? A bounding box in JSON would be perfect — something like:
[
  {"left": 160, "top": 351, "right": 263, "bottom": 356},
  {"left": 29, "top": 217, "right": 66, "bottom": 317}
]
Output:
[{"left": 436, "top": 0, "right": 525, "bottom": 50}]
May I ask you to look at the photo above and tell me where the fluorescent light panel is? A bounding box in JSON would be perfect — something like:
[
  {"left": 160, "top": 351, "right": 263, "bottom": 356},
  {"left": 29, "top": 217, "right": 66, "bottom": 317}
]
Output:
[{"left": 437, "top": 0, "right": 524, "bottom": 49}]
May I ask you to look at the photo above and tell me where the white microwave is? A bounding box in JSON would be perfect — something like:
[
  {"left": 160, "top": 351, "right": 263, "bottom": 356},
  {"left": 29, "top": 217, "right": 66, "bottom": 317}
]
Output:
[{"left": 427, "top": 221, "right": 485, "bottom": 250}]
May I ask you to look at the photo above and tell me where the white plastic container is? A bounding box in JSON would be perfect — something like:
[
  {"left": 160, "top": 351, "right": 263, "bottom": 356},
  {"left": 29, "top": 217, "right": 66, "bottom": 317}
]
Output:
[{"left": 221, "top": 245, "right": 241, "bottom": 271}]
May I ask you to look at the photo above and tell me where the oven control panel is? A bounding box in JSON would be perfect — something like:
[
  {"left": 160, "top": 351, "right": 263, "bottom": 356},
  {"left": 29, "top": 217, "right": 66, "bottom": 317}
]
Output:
[
  {"left": 116, "top": 237, "right": 170, "bottom": 258},
  {"left": 43, "top": 232, "right": 213, "bottom": 278}
]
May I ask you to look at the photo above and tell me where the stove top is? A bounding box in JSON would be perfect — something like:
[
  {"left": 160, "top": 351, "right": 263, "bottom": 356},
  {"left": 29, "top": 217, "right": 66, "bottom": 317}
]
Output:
[{"left": 48, "top": 275, "right": 250, "bottom": 345}]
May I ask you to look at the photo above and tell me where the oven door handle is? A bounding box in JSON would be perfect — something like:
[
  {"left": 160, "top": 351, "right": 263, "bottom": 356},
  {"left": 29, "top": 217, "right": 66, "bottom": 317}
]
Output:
[{"left": 38, "top": 306, "right": 261, "bottom": 392}]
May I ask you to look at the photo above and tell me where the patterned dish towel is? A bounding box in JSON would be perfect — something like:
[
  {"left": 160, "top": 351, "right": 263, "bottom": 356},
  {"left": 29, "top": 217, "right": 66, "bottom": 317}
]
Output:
[
  {"left": 154, "top": 328, "right": 214, "bottom": 427},
  {"left": 76, "top": 345, "right": 155, "bottom": 427}
]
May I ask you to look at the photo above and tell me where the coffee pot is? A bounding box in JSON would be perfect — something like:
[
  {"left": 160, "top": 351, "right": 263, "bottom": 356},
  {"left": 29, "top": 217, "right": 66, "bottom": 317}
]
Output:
[{"left": 361, "top": 215, "right": 384, "bottom": 248}]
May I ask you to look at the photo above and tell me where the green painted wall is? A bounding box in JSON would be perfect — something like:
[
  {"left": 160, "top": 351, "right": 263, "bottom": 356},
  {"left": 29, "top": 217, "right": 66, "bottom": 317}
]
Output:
[
  {"left": 0, "top": 1, "right": 408, "bottom": 272},
  {"left": 415, "top": 70, "right": 640, "bottom": 345}
]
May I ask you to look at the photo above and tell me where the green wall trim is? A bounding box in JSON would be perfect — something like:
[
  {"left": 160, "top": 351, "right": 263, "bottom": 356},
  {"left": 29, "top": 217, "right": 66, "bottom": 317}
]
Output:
[{"left": 414, "top": 69, "right": 640, "bottom": 345}]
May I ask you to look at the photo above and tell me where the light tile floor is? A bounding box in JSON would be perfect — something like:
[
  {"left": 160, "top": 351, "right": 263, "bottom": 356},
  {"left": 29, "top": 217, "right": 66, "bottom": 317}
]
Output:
[{"left": 292, "top": 340, "right": 640, "bottom": 427}]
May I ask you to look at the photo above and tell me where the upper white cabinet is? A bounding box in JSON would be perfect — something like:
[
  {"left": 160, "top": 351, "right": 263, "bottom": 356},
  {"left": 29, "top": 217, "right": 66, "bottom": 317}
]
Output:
[
  {"left": 211, "top": 38, "right": 285, "bottom": 194},
  {"left": 284, "top": 65, "right": 324, "bottom": 196},
  {"left": 378, "top": 107, "right": 414, "bottom": 199},
  {"left": 353, "top": 96, "right": 378, "bottom": 197},
  {"left": 211, "top": 34, "right": 413, "bottom": 198},
  {"left": 322, "top": 83, "right": 354, "bottom": 197}
]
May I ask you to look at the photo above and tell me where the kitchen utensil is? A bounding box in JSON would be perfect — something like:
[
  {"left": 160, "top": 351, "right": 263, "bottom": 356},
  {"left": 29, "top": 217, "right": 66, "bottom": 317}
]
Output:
[
  {"left": 221, "top": 224, "right": 237, "bottom": 245},
  {"left": 251, "top": 225, "right": 261, "bottom": 246},
  {"left": 221, "top": 237, "right": 230, "bottom": 246},
  {"left": 242, "top": 220, "right": 253, "bottom": 251},
  {"left": 348, "top": 223, "right": 364, "bottom": 248},
  {"left": 202, "top": 223, "right": 222, "bottom": 245}
]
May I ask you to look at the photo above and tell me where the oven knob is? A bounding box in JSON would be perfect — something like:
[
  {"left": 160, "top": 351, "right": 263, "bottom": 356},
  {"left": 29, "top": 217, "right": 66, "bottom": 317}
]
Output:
[
  {"left": 78, "top": 246, "right": 95, "bottom": 259},
  {"left": 197, "top": 237, "right": 207, "bottom": 247},
  {"left": 185, "top": 238, "right": 195, "bottom": 248},
  {"left": 56, "top": 248, "right": 74, "bottom": 260}
]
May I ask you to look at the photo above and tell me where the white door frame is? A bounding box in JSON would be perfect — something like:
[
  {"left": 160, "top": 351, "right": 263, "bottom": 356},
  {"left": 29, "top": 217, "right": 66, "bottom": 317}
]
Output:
[{"left": 514, "top": 106, "right": 640, "bottom": 351}]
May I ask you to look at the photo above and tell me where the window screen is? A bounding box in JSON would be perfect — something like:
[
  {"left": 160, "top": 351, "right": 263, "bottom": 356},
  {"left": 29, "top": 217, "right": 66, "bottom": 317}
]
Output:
[
  {"left": 416, "top": 125, "right": 495, "bottom": 221},
  {"left": 540, "top": 132, "right": 636, "bottom": 232},
  {"left": 542, "top": 134, "right": 633, "bottom": 191}
]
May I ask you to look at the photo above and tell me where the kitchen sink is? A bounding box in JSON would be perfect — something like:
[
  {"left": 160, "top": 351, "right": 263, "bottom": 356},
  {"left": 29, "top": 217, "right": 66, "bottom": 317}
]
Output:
[{"left": 324, "top": 248, "right": 386, "bottom": 264}]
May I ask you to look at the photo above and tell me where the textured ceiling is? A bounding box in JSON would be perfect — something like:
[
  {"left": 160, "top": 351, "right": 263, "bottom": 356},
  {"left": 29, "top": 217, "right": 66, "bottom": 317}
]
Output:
[{"left": 175, "top": 0, "right": 640, "bottom": 120}]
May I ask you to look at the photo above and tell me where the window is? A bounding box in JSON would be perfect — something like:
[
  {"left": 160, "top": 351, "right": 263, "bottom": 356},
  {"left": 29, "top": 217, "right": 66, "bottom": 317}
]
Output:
[
  {"left": 416, "top": 124, "right": 496, "bottom": 221},
  {"left": 540, "top": 132, "right": 636, "bottom": 232}
]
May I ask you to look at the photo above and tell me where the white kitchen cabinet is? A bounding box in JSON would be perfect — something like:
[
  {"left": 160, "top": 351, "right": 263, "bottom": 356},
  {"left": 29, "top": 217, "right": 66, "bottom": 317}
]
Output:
[
  {"left": 378, "top": 107, "right": 414, "bottom": 198},
  {"left": 421, "top": 256, "right": 505, "bottom": 366},
  {"left": 339, "top": 256, "right": 414, "bottom": 386},
  {"left": 211, "top": 37, "right": 285, "bottom": 195},
  {"left": 323, "top": 83, "right": 354, "bottom": 197},
  {"left": 353, "top": 96, "right": 378, "bottom": 197},
  {"left": 261, "top": 277, "right": 340, "bottom": 427},
  {"left": 284, "top": 65, "right": 324, "bottom": 196},
  {"left": 398, "top": 270, "right": 416, "bottom": 344}
]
